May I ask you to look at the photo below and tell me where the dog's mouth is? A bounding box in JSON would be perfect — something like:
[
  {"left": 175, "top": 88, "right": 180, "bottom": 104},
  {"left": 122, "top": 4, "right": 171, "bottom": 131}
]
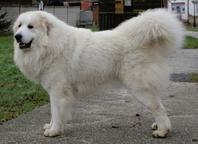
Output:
[{"left": 19, "top": 39, "right": 33, "bottom": 49}]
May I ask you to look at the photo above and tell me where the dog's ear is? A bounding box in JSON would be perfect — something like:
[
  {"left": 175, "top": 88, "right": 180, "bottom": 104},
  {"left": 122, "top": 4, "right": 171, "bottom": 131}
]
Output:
[
  {"left": 38, "top": 14, "right": 53, "bottom": 47},
  {"left": 40, "top": 15, "right": 53, "bottom": 36}
]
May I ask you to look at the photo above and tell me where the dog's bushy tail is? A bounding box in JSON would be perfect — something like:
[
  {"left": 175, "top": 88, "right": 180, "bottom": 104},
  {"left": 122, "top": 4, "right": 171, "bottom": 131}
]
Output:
[{"left": 115, "top": 9, "right": 185, "bottom": 55}]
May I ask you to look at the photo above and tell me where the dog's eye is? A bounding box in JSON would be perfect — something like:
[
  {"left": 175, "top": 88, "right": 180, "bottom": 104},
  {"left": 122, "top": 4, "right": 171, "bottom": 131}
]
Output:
[
  {"left": 28, "top": 25, "right": 34, "bottom": 29},
  {"left": 18, "top": 24, "right": 21, "bottom": 28}
]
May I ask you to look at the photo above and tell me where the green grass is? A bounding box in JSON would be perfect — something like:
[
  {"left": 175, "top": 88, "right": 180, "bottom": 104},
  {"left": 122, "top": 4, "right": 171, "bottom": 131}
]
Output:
[
  {"left": 85, "top": 25, "right": 99, "bottom": 32},
  {"left": 0, "top": 36, "right": 48, "bottom": 123},
  {"left": 189, "top": 73, "right": 198, "bottom": 82},
  {"left": 184, "top": 36, "right": 198, "bottom": 49}
]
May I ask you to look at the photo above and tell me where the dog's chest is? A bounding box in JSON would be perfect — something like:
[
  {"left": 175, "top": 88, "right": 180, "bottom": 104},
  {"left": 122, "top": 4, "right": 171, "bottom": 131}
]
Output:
[{"left": 14, "top": 50, "right": 43, "bottom": 83}]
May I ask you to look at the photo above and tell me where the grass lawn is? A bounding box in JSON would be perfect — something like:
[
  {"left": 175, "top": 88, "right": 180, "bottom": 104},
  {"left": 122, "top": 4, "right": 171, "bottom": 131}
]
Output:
[
  {"left": 184, "top": 36, "right": 198, "bottom": 49},
  {"left": 0, "top": 36, "right": 48, "bottom": 124},
  {"left": 85, "top": 25, "right": 99, "bottom": 31},
  {"left": 189, "top": 73, "right": 198, "bottom": 82}
]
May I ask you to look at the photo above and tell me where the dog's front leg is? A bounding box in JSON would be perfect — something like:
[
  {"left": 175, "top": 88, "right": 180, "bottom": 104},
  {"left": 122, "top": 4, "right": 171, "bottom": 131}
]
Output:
[{"left": 44, "top": 87, "right": 73, "bottom": 137}]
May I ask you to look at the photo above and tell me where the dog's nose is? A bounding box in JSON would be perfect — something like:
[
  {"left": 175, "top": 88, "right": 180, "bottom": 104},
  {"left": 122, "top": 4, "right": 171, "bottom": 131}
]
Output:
[{"left": 15, "top": 34, "right": 22, "bottom": 42}]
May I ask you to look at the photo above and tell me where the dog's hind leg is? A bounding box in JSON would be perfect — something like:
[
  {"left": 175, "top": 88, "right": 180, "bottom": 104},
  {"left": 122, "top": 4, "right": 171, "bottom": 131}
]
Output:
[
  {"left": 131, "top": 89, "right": 171, "bottom": 138},
  {"left": 121, "top": 63, "right": 171, "bottom": 138}
]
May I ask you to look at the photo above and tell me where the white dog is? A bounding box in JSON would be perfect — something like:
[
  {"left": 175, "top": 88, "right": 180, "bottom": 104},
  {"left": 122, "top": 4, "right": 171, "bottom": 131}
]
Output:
[{"left": 13, "top": 9, "right": 184, "bottom": 138}]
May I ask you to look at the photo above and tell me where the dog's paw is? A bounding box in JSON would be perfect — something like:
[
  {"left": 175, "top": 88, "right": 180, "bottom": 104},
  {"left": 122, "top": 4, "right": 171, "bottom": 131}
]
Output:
[
  {"left": 151, "top": 123, "right": 158, "bottom": 130},
  {"left": 44, "top": 129, "right": 64, "bottom": 137},
  {"left": 43, "top": 123, "right": 51, "bottom": 130},
  {"left": 152, "top": 129, "right": 169, "bottom": 138}
]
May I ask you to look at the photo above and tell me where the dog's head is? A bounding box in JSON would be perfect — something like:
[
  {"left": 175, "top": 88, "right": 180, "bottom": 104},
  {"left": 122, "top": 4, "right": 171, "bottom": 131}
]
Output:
[{"left": 13, "top": 11, "right": 52, "bottom": 51}]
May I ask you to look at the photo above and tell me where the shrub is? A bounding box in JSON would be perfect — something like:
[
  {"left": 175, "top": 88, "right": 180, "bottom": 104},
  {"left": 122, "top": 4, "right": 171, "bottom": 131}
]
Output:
[{"left": 0, "top": 7, "right": 11, "bottom": 33}]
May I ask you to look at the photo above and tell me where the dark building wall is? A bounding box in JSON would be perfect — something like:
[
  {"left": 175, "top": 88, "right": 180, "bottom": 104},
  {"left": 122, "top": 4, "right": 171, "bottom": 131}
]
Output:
[
  {"left": 99, "top": 0, "right": 162, "bottom": 13},
  {"left": 99, "top": 0, "right": 163, "bottom": 30},
  {"left": 0, "top": 0, "right": 33, "bottom": 5},
  {"left": 99, "top": 0, "right": 115, "bottom": 12}
]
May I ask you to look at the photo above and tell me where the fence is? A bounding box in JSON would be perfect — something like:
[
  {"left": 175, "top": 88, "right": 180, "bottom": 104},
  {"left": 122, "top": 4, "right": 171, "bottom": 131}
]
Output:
[
  {"left": 98, "top": 0, "right": 163, "bottom": 30},
  {"left": 1, "top": 5, "right": 80, "bottom": 27},
  {"left": 99, "top": 12, "right": 137, "bottom": 30}
]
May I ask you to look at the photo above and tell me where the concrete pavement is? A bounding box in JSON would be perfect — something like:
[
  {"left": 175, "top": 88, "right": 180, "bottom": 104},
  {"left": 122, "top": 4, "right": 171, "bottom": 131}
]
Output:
[
  {"left": 168, "top": 49, "right": 198, "bottom": 73},
  {"left": 186, "top": 31, "right": 198, "bottom": 39},
  {"left": 0, "top": 82, "right": 198, "bottom": 144}
]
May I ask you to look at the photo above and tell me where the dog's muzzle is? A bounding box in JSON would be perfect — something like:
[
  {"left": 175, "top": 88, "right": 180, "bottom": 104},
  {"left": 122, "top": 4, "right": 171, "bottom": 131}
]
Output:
[{"left": 15, "top": 34, "right": 33, "bottom": 49}]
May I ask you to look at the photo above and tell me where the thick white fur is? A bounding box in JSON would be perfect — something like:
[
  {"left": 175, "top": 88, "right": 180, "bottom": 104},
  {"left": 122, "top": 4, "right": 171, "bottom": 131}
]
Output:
[{"left": 13, "top": 9, "right": 185, "bottom": 137}]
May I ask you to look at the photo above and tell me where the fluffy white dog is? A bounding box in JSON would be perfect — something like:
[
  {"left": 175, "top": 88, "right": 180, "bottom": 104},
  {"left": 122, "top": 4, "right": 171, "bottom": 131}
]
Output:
[{"left": 13, "top": 9, "right": 184, "bottom": 138}]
